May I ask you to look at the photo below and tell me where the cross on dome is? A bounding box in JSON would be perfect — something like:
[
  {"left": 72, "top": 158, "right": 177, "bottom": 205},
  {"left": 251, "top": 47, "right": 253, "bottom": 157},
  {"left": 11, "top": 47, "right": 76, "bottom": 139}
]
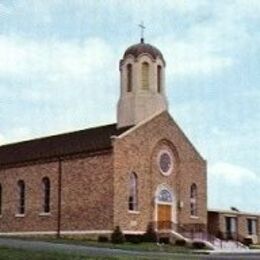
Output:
[{"left": 138, "top": 21, "right": 146, "bottom": 43}]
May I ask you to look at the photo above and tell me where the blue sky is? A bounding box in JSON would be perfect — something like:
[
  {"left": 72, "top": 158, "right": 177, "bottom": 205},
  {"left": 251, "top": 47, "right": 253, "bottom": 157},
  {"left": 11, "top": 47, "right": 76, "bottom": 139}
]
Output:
[{"left": 0, "top": 0, "right": 259, "bottom": 212}]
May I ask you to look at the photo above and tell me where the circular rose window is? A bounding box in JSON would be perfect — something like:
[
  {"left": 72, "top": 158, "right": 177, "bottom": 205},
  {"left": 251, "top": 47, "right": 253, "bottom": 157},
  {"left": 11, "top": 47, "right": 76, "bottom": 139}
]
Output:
[{"left": 158, "top": 150, "right": 173, "bottom": 176}]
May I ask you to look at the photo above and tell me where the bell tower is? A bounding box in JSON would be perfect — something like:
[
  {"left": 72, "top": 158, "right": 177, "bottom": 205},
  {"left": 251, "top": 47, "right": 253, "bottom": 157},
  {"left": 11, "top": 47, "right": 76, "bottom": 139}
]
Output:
[{"left": 117, "top": 38, "right": 168, "bottom": 128}]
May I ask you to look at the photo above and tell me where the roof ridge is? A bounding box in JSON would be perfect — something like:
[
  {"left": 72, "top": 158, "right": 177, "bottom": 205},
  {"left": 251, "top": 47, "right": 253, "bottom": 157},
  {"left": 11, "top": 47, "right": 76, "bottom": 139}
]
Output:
[
  {"left": 0, "top": 123, "right": 132, "bottom": 167},
  {"left": 0, "top": 123, "right": 116, "bottom": 148}
]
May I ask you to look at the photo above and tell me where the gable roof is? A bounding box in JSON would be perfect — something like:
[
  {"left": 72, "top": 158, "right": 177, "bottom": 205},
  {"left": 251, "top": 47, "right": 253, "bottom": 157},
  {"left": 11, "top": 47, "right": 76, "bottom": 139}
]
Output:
[
  {"left": 0, "top": 124, "right": 131, "bottom": 167},
  {"left": 117, "top": 110, "right": 205, "bottom": 162}
]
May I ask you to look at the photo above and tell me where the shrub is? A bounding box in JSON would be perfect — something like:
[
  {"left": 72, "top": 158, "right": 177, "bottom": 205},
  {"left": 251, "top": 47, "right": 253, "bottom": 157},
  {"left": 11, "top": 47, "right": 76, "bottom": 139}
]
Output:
[
  {"left": 159, "top": 237, "right": 169, "bottom": 244},
  {"left": 111, "top": 226, "right": 125, "bottom": 244},
  {"left": 192, "top": 241, "right": 206, "bottom": 249},
  {"left": 125, "top": 234, "right": 143, "bottom": 244},
  {"left": 143, "top": 222, "right": 157, "bottom": 242},
  {"left": 244, "top": 238, "right": 253, "bottom": 246},
  {"left": 98, "top": 236, "right": 109, "bottom": 243},
  {"left": 175, "top": 239, "right": 186, "bottom": 246},
  {"left": 216, "top": 231, "right": 222, "bottom": 239}
]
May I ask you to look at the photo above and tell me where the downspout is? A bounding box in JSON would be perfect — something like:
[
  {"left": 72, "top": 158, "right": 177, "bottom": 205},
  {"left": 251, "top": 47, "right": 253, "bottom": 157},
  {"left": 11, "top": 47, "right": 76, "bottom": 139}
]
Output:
[{"left": 57, "top": 157, "right": 62, "bottom": 238}]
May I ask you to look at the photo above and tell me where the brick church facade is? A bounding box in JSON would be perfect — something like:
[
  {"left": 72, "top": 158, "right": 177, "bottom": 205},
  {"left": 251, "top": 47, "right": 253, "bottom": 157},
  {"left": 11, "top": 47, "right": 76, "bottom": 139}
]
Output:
[{"left": 0, "top": 39, "right": 259, "bottom": 246}]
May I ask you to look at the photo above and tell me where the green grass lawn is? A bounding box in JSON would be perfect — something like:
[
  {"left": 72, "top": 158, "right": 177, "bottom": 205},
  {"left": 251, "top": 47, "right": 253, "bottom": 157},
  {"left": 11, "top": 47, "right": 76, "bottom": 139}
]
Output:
[
  {"left": 0, "top": 246, "right": 200, "bottom": 260},
  {"left": 29, "top": 237, "right": 196, "bottom": 254},
  {"left": 250, "top": 244, "right": 260, "bottom": 249},
  {"left": 0, "top": 246, "right": 103, "bottom": 260}
]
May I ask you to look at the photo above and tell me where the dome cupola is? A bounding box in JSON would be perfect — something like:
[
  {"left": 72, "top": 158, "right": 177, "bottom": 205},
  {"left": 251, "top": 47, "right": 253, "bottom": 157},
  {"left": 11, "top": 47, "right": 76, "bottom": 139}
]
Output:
[
  {"left": 117, "top": 38, "right": 168, "bottom": 128},
  {"left": 123, "top": 39, "right": 165, "bottom": 64}
]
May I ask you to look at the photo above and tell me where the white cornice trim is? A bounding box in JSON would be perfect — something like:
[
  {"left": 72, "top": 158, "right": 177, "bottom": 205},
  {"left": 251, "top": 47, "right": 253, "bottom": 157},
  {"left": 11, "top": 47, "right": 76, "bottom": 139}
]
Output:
[
  {"left": 0, "top": 230, "right": 113, "bottom": 236},
  {"left": 60, "top": 230, "right": 112, "bottom": 235},
  {"left": 0, "top": 229, "right": 147, "bottom": 236},
  {"left": 0, "top": 231, "right": 57, "bottom": 236},
  {"left": 208, "top": 208, "right": 260, "bottom": 217},
  {"left": 123, "top": 230, "right": 145, "bottom": 234}
]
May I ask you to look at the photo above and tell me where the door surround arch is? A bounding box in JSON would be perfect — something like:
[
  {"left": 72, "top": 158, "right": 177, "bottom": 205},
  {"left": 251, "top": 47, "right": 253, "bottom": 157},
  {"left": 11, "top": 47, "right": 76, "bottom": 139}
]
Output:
[{"left": 154, "top": 184, "right": 177, "bottom": 230}]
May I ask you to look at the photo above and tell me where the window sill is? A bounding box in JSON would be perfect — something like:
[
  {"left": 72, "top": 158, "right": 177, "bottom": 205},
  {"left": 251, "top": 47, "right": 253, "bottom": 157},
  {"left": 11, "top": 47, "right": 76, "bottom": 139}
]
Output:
[
  {"left": 128, "top": 210, "right": 140, "bottom": 214},
  {"left": 39, "top": 212, "right": 51, "bottom": 217},
  {"left": 15, "top": 214, "right": 25, "bottom": 218},
  {"left": 190, "top": 215, "right": 199, "bottom": 219}
]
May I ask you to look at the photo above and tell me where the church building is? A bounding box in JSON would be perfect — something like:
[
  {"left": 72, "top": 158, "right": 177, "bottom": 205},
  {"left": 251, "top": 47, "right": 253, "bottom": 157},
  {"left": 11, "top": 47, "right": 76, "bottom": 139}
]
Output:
[{"left": 0, "top": 38, "right": 259, "bottom": 247}]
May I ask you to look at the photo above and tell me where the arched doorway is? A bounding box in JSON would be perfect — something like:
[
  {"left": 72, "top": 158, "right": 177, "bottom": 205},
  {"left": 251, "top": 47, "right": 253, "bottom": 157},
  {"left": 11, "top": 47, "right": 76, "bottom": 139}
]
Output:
[{"left": 155, "top": 185, "right": 176, "bottom": 230}]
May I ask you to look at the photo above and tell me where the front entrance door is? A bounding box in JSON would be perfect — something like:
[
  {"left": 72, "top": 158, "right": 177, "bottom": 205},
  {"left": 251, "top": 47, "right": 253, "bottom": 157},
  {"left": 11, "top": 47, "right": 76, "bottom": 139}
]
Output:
[{"left": 157, "top": 204, "right": 171, "bottom": 230}]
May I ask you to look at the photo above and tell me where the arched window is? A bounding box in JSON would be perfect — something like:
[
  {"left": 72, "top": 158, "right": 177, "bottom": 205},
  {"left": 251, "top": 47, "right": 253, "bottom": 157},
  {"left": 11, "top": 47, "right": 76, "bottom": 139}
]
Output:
[
  {"left": 0, "top": 184, "right": 2, "bottom": 215},
  {"left": 157, "top": 65, "right": 162, "bottom": 93},
  {"left": 42, "top": 177, "right": 50, "bottom": 213},
  {"left": 17, "top": 180, "right": 25, "bottom": 215},
  {"left": 127, "top": 64, "right": 132, "bottom": 92},
  {"left": 128, "top": 172, "right": 138, "bottom": 211},
  {"left": 141, "top": 62, "right": 149, "bottom": 90},
  {"left": 158, "top": 189, "right": 172, "bottom": 203},
  {"left": 190, "top": 183, "right": 198, "bottom": 216}
]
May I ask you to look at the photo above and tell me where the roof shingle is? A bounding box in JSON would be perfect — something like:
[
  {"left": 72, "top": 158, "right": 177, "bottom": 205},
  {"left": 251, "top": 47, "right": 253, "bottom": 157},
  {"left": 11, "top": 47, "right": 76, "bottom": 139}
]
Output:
[{"left": 0, "top": 123, "right": 131, "bottom": 167}]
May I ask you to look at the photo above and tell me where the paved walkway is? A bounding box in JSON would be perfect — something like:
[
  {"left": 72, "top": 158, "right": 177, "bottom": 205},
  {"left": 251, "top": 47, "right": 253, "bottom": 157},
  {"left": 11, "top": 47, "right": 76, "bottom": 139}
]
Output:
[{"left": 0, "top": 237, "right": 260, "bottom": 259}]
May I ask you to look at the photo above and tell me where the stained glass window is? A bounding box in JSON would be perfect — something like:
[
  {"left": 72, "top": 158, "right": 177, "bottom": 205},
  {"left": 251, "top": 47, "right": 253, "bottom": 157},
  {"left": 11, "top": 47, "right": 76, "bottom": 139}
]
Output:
[
  {"left": 159, "top": 152, "right": 172, "bottom": 174},
  {"left": 190, "top": 183, "right": 198, "bottom": 216},
  {"left": 128, "top": 172, "right": 138, "bottom": 211},
  {"left": 158, "top": 189, "right": 172, "bottom": 202}
]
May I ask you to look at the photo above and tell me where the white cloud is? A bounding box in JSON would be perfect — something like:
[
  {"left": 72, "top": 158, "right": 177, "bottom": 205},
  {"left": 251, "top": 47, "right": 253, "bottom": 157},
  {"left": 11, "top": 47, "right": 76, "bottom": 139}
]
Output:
[
  {"left": 209, "top": 162, "right": 260, "bottom": 186},
  {"left": 0, "top": 128, "right": 33, "bottom": 145},
  {"left": 74, "top": 0, "right": 207, "bottom": 14},
  {"left": 162, "top": 0, "right": 208, "bottom": 13},
  {"left": 152, "top": 0, "right": 260, "bottom": 77},
  {"left": 233, "top": 0, "right": 260, "bottom": 18},
  {"left": 0, "top": 133, "right": 5, "bottom": 145},
  {"left": 9, "top": 127, "right": 32, "bottom": 142},
  {"left": 2, "top": 0, "right": 258, "bottom": 80},
  {"left": 0, "top": 3, "right": 11, "bottom": 17},
  {"left": 0, "top": 36, "right": 115, "bottom": 80},
  {"left": 155, "top": 37, "right": 233, "bottom": 77},
  {"left": 171, "top": 45, "right": 232, "bottom": 76},
  {"left": 127, "top": 0, "right": 207, "bottom": 13},
  {"left": 0, "top": 35, "right": 118, "bottom": 108},
  {"left": 0, "top": 35, "right": 119, "bottom": 142},
  {"left": 208, "top": 162, "right": 260, "bottom": 212}
]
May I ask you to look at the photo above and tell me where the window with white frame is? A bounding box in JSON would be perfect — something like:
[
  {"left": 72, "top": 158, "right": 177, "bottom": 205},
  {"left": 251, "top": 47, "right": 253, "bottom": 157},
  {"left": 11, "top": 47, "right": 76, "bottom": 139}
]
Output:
[
  {"left": 190, "top": 183, "right": 198, "bottom": 216},
  {"left": 17, "top": 180, "right": 25, "bottom": 215},
  {"left": 42, "top": 177, "right": 50, "bottom": 213},
  {"left": 128, "top": 172, "right": 138, "bottom": 211},
  {"left": 247, "top": 218, "right": 257, "bottom": 235}
]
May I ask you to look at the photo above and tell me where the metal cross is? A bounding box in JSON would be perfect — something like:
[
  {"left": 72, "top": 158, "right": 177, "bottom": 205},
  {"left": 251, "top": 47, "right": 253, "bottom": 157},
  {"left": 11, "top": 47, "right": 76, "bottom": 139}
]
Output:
[{"left": 139, "top": 21, "right": 146, "bottom": 40}]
